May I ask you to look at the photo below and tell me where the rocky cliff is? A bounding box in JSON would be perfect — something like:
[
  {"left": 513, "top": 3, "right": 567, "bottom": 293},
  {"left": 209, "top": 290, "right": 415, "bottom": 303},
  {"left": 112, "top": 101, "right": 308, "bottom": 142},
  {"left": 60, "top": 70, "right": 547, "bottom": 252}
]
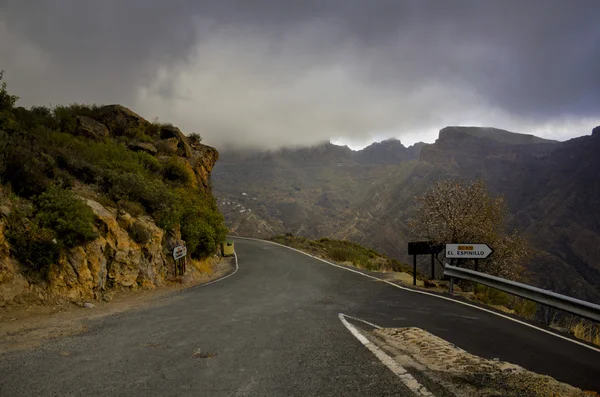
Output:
[{"left": 0, "top": 104, "right": 222, "bottom": 307}]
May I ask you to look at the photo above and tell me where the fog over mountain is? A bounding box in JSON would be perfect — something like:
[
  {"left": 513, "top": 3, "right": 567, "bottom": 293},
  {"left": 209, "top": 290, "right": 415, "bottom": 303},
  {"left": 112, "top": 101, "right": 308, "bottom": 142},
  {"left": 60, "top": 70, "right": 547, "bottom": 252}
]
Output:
[{"left": 1, "top": 1, "right": 599, "bottom": 148}]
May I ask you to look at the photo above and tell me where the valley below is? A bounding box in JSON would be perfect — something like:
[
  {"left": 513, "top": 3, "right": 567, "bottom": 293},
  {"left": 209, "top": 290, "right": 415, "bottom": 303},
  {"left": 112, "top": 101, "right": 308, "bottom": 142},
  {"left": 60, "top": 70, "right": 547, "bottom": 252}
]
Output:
[{"left": 213, "top": 126, "right": 600, "bottom": 304}]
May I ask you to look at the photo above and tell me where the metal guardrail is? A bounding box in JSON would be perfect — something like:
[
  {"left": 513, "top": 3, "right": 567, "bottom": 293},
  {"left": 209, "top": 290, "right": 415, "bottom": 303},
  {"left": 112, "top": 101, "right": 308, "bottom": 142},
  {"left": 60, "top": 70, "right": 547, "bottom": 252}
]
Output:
[{"left": 444, "top": 264, "right": 600, "bottom": 323}]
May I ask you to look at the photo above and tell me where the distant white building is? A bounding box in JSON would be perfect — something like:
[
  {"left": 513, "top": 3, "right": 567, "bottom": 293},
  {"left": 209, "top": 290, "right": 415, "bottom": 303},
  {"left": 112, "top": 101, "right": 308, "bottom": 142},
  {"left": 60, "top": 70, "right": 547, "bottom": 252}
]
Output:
[
  {"left": 242, "top": 192, "right": 247, "bottom": 196},
  {"left": 240, "top": 209, "right": 246, "bottom": 213}
]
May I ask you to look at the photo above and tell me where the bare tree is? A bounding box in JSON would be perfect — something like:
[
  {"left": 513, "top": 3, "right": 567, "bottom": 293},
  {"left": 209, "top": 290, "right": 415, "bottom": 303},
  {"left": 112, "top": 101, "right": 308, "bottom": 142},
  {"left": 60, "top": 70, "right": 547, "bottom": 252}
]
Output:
[{"left": 410, "top": 179, "right": 530, "bottom": 280}]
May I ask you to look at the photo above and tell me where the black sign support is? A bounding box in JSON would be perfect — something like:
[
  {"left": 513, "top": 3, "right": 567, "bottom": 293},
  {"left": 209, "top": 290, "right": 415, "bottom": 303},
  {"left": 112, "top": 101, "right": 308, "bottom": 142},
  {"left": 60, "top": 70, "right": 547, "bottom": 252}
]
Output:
[
  {"left": 413, "top": 254, "right": 417, "bottom": 286},
  {"left": 408, "top": 241, "right": 444, "bottom": 284}
]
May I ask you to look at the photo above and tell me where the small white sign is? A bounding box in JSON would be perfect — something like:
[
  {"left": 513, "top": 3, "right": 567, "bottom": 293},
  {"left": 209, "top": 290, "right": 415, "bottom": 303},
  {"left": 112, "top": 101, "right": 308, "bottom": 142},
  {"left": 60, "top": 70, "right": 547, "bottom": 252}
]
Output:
[
  {"left": 173, "top": 245, "right": 187, "bottom": 260},
  {"left": 445, "top": 243, "right": 493, "bottom": 259}
]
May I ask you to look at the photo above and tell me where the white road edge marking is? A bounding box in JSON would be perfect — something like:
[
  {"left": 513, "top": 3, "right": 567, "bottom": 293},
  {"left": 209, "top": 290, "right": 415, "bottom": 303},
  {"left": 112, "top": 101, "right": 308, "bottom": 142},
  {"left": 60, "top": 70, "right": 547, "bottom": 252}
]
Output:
[
  {"left": 338, "top": 313, "right": 435, "bottom": 396},
  {"left": 341, "top": 314, "right": 383, "bottom": 330},
  {"left": 232, "top": 236, "right": 600, "bottom": 354},
  {"left": 197, "top": 251, "right": 239, "bottom": 288}
]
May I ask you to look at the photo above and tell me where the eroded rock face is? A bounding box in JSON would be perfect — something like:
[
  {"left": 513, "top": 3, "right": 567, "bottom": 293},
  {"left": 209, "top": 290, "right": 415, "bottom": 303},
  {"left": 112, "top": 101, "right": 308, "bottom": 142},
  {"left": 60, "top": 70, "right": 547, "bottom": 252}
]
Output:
[
  {"left": 46, "top": 199, "right": 169, "bottom": 303},
  {"left": 128, "top": 142, "right": 158, "bottom": 155},
  {"left": 160, "top": 125, "right": 193, "bottom": 158},
  {"left": 75, "top": 116, "right": 109, "bottom": 140},
  {"left": 0, "top": 198, "right": 175, "bottom": 306},
  {"left": 155, "top": 138, "right": 179, "bottom": 155},
  {"left": 192, "top": 144, "right": 219, "bottom": 191},
  {"left": 0, "top": 222, "right": 29, "bottom": 304}
]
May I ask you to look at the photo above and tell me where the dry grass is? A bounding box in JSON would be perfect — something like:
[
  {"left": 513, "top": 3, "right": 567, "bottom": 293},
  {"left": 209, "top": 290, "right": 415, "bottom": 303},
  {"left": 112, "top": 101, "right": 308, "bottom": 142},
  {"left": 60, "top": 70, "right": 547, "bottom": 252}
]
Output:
[
  {"left": 191, "top": 258, "right": 214, "bottom": 275},
  {"left": 568, "top": 320, "right": 600, "bottom": 346}
]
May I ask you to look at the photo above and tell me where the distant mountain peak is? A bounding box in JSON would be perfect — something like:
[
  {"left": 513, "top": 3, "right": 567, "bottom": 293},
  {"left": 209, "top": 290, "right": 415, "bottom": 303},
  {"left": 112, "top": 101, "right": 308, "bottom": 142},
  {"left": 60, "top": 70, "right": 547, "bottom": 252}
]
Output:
[{"left": 439, "top": 126, "right": 557, "bottom": 145}]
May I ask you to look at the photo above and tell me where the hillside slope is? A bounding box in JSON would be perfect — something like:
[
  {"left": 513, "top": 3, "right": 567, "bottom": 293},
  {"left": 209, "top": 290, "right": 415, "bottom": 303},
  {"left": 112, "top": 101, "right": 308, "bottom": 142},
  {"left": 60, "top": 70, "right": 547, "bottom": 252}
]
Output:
[{"left": 0, "top": 82, "right": 226, "bottom": 306}]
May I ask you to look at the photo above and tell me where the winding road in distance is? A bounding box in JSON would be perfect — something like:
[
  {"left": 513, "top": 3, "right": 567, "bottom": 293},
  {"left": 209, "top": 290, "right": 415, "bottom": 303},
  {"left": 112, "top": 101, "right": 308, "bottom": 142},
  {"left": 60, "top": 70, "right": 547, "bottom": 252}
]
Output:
[{"left": 1, "top": 237, "right": 598, "bottom": 396}]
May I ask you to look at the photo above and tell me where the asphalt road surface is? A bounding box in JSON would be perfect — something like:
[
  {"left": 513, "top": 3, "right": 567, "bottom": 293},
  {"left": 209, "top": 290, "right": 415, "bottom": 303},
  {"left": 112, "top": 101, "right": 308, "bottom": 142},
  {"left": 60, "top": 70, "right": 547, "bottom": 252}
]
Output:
[{"left": 1, "top": 237, "right": 598, "bottom": 396}]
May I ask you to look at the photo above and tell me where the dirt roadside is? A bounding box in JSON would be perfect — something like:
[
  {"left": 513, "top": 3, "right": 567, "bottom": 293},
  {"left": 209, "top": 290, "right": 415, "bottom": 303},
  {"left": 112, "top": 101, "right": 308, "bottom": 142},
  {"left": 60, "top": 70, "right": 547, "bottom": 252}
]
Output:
[
  {"left": 0, "top": 256, "right": 235, "bottom": 354},
  {"left": 366, "top": 326, "right": 599, "bottom": 397}
]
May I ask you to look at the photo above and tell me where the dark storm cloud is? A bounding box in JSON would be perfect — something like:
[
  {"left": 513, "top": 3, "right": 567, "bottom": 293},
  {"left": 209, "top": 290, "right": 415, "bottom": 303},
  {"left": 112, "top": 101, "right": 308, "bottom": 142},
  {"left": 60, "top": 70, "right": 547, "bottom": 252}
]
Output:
[{"left": 1, "top": 0, "right": 599, "bottom": 148}]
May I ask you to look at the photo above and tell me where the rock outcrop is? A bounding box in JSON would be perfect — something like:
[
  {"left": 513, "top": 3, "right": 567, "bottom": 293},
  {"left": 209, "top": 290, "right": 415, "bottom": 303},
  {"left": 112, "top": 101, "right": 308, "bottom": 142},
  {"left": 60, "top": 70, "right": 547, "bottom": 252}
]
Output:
[
  {"left": 0, "top": 196, "right": 180, "bottom": 306},
  {"left": 0, "top": 105, "right": 221, "bottom": 306},
  {"left": 159, "top": 125, "right": 193, "bottom": 158},
  {"left": 191, "top": 145, "right": 219, "bottom": 191},
  {"left": 75, "top": 116, "right": 109, "bottom": 140},
  {"left": 420, "top": 126, "right": 557, "bottom": 165},
  {"left": 128, "top": 142, "right": 158, "bottom": 155},
  {"left": 95, "top": 104, "right": 151, "bottom": 137},
  {"left": 46, "top": 199, "right": 170, "bottom": 303}
]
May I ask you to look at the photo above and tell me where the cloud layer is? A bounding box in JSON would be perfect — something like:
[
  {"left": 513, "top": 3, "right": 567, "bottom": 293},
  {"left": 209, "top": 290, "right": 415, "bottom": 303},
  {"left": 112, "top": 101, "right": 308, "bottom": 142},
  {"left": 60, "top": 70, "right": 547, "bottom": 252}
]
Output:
[{"left": 1, "top": 0, "right": 599, "bottom": 148}]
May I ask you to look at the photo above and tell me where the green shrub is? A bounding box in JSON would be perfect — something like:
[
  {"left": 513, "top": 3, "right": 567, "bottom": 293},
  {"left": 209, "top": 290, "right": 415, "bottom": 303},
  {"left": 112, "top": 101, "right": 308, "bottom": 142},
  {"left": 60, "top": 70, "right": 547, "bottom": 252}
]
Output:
[
  {"left": 117, "top": 199, "right": 145, "bottom": 217},
  {"left": 128, "top": 220, "right": 152, "bottom": 244},
  {"left": 145, "top": 120, "right": 161, "bottom": 137},
  {"left": 163, "top": 156, "right": 193, "bottom": 185},
  {"left": 52, "top": 104, "right": 101, "bottom": 134},
  {"left": 474, "top": 284, "right": 511, "bottom": 306},
  {"left": 13, "top": 106, "right": 59, "bottom": 131},
  {"left": 0, "top": 71, "right": 18, "bottom": 132},
  {"left": 6, "top": 206, "right": 60, "bottom": 282},
  {"left": 0, "top": 131, "right": 55, "bottom": 197},
  {"left": 178, "top": 189, "right": 227, "bottom": 258},
  {"left": 511, "top": 297, "right": 537, "bottom": 319},
  {"left": 124, "top": 125, "right": 154, "bottom": 143},
  {"left": 34, "top": 185, "right": 98, "bottom": 247},
  {"left": 181, "top": 217, "right": 216, "bottom": 257},
  {"left": 138, "top": 152, "right": 161, "bottom": 173},
  {"left": 188, "top": 133, "right": 202, "bottom": 144},
  {"left": 325, "top": 241, "right": 371, "bottom": 267}
]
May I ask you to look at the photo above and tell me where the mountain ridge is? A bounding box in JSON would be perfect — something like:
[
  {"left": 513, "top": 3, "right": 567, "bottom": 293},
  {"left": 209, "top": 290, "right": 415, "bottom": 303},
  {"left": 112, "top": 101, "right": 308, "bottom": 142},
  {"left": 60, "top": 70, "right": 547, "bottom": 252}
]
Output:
[{"left": 213, "top": 125, "right": 600, "bottom": 303}]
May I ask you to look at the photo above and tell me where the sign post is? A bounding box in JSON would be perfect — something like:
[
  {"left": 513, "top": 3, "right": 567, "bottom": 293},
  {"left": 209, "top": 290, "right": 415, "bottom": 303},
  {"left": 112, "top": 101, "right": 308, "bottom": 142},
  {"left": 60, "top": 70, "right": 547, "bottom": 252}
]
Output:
[
  {"left": 445, "top": 244, "right": 493, "bottom": 260},
  {"left": 408, "top": 241, "right": 444, "bottom": 284},
  {"left": 413, "top": 254, "right": 417, "bottom": 286},
  {"left": 173, "top": 245, "right": 188, "bottom": 276}
]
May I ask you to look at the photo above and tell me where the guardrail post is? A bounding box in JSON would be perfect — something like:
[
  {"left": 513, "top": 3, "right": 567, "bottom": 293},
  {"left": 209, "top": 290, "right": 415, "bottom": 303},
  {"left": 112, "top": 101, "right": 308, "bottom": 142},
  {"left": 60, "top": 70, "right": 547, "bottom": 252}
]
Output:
[{"left": 449, "top": 276, "right": 454, "bottom": 294}]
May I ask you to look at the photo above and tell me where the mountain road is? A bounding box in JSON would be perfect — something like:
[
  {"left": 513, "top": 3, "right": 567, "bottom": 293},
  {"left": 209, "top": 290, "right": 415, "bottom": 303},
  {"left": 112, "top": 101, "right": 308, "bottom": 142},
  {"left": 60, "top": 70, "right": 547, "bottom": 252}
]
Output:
[{"left": 1, "top": 237, "right": 598, "bottom": 396}]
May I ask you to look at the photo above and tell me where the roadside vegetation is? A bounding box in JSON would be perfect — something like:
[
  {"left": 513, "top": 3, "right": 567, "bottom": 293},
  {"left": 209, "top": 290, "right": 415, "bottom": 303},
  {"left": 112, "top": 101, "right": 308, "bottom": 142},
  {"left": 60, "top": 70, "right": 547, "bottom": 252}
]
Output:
[
  {"left": 409, "top": 178, "right": 600, "bottom": 347},
  {"left": 410, "top": 179, "right": 531, "bottom": 280},
  {"left": 270, "top": 233, "right": 422, "bottom": 278},
  {"left": 470, "top": 284, "right": 538, "bottom": 318},
  {"left": 565, "top": 319, "right": 600, "bottom": 346},
  {"left": 0, "top": 72, "right": 226, "bottom": 282}
]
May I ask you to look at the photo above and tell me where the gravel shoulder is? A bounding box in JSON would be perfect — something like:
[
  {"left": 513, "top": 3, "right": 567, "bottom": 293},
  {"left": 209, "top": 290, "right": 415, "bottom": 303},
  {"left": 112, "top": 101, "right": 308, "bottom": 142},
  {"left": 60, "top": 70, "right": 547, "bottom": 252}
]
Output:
[
  {"left": 0, "top": 256, "right": 235, "bottom": 353},
  {"left": 364, "top": 326, "right": 598, "bottom": 397}
]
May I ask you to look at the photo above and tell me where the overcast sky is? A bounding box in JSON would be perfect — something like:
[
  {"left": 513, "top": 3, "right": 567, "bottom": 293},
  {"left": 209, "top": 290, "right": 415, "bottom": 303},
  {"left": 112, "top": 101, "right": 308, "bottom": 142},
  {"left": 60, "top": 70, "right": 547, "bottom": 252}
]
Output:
[{"left": 1, "top": 1, "right": 599, "bottom": 149}]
